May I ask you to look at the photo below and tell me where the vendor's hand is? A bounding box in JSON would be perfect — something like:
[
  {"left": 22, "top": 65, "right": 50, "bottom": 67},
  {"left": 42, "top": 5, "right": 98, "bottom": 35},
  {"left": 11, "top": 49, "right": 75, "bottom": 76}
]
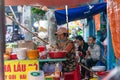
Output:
[
  {"left": 75, "top": 56, "right": 80, "bottom": 62},
  {"left": 51, "top": 45, "right": 58, "bottom": 51}
]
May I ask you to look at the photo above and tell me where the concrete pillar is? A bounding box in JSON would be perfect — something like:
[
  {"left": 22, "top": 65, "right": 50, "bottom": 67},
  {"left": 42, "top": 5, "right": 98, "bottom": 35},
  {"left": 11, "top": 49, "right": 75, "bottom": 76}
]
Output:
[
  {"left": 22, "top": 6, "right": 32, "bottom": 40},
  {"left": 46, "top": 10, "right": 57, "bottom": 45}
]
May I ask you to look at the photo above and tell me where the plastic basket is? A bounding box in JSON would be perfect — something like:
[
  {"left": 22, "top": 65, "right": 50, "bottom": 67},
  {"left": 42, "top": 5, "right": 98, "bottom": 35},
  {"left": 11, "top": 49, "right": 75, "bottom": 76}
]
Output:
[{"left": 48, "top": 51, "right": 66, "bottom": 59}]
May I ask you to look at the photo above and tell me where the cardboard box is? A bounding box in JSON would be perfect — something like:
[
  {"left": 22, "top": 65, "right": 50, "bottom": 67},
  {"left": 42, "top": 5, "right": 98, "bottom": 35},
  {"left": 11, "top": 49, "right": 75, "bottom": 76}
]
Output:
[{"left": 17, "top": 40, "right": 35, "bottom": 49}]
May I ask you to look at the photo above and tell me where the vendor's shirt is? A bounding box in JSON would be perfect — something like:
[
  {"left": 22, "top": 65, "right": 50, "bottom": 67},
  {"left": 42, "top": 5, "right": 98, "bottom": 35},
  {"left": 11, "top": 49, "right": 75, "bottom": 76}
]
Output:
[
  {"left": 88, "top": 44, "right": 100, "bottom": 61},
  {"left": 56, "top": 40, "right": 76, "bottom": 72}
]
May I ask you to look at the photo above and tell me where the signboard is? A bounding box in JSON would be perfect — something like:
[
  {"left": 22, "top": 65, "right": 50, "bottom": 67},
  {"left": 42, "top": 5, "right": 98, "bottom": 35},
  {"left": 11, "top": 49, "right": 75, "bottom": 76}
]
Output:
[{"left": 4, "top": 60, "right": 39, "bottom": 80}]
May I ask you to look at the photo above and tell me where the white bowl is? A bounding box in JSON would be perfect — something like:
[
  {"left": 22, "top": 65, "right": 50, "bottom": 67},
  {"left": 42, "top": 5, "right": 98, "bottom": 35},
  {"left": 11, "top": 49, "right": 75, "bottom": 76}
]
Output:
[{"left": 92, "top": 66, "right": 106, "bottom": 71}]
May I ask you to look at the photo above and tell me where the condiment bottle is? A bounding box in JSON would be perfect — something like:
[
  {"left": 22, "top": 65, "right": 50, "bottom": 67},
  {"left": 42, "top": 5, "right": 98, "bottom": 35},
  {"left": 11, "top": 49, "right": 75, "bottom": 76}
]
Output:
[{"left": 54, "top": 63, "right": 60, "bottom": 80}]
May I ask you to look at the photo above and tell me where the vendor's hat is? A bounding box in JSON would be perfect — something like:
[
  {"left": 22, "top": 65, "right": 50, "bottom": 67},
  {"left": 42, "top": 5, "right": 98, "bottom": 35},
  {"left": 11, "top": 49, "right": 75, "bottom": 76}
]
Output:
[{"left": 55, "top": 27, "right": 68, "bottom": 35}]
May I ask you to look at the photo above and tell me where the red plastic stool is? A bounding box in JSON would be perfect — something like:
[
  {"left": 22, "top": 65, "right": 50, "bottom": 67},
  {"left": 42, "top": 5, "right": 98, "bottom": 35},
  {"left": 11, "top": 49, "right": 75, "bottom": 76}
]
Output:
[{"left": 63, "top": 65, "right": 81, "bottom": 80}]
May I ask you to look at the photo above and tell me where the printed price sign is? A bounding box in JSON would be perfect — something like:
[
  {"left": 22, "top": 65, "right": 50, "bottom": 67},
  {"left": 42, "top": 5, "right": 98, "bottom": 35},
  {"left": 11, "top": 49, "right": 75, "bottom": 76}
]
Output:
[{"left": 4, "top": 60, "right": 39, "bottom": 80}]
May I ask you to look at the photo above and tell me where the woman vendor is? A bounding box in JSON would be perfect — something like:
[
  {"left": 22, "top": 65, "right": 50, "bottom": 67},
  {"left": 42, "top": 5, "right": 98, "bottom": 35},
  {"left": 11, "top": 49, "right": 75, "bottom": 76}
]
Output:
[{"left": 54, "top": 27, "right": 77, "bottom": 72}]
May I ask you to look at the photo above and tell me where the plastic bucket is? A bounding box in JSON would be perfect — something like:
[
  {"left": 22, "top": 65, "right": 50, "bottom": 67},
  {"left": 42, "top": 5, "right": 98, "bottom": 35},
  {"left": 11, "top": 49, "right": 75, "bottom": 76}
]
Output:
[{"left": 37, "top": 46, "right": 45, "bottom": 52}]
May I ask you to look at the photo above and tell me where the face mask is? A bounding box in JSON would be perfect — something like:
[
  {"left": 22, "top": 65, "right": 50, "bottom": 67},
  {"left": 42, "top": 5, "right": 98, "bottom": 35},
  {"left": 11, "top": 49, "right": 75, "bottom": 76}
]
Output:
[
  {"left": 75, "top": 43, "right": 79, "bottom": 48},
  {"left": 59, "top": 38, "right": 67, "bottom": 42},
  {"left": 89, "top": 43, "right": 94, "bottom": 48}
]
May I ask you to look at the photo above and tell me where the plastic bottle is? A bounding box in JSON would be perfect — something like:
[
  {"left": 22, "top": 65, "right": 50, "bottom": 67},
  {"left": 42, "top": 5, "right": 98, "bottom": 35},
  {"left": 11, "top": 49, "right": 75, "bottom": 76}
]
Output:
[
  {"left": 43, "top": 63, "right": 49, "bottom": 73},
  {"left": 54, "top": 63, "right": 60, "bottom": 80}
]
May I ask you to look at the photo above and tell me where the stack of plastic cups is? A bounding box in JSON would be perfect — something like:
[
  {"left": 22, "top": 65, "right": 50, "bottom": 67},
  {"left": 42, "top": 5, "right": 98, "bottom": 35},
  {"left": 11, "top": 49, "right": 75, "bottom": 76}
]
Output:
[{"left": 15, "top": 48, "right": 27, "bottom": 60}]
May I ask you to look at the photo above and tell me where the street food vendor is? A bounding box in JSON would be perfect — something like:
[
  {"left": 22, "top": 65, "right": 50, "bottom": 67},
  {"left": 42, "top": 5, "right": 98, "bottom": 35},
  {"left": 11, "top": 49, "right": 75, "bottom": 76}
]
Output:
[{"left": 54, "top": 27, "right": 77, "bottom": 72}]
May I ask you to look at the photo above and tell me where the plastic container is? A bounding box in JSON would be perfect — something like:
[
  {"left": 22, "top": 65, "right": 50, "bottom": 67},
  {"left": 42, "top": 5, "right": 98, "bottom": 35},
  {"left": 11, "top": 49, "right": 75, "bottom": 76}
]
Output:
[
  {"left": 28, "top": 71, "right": 44, "bottom": 80},
  {"left": 27, "top": 50, "right": 39, "bottom": 59},
  {"left": 6, "top": 48, "right": 12, "bottom": 53},
  {"left": 64, "top": 64, "right": 80, "bottom": 80},
  {"left": 42, "top": 63, "right": 49, "bottom": 73},
  {"left": 14, "top": 48, "right": 27, "bottom": 60},
  {"left": 37, "top": 46, "right": 45, "bottom": 52},
  {"left": 4, "top": 52, "right": 10, "bottom": 60},
  {"left": 54, "top": 63, "right": 60, "bottom": 80},
  {"left": 10, "top": 54, "right": 17, "bottom": 60},
  {"left": 48, "top": 63, "right": 55, "bottom": 73},
  {"left": 91, "top": 66, "right": 106, "bottom": 72},
  {"left": 49, "top": 51, "right": 66, "bottom": 59}
]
